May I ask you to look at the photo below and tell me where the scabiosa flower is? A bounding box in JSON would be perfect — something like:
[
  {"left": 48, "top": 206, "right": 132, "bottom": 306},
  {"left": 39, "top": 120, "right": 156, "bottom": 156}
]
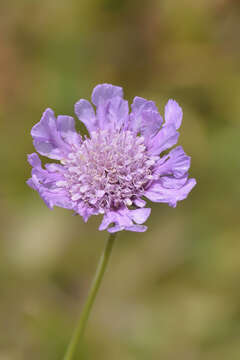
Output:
[{"left": 27, "top": 84, "right": 196, "bottom": 233}]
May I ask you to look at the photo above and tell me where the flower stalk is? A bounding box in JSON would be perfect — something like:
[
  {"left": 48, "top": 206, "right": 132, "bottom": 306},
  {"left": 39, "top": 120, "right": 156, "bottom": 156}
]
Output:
[{"left": 63, "top": 233, "right": 117, "bottom": 360}]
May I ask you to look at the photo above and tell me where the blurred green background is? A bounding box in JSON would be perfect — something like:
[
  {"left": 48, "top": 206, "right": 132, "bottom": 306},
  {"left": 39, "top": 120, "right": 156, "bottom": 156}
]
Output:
[{"left": 1, "top": 0, "right": 240, "bottom": 359}]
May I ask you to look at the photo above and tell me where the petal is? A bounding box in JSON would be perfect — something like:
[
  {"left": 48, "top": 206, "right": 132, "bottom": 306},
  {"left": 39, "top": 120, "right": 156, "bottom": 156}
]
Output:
[
  {"left": 147, "top": 124, "right": 179, "bottom": 156},
  {"left": 160, "top": 174, "right": 189, "bottom": 189},
  {"left": 107, "top": 96, "right": 129, "bottom": 130},
  {"left": 131, "top": 96, "right": 158, "bottom": 116},
  {"left": 99, "top": 207, "right": 151, "bottom": 232},
  {"left": 145, "top": 178, "right": 196, "bottom": 208},
  {"left": 131, "top": 96, "right": 150, "bottom": 113},
  {"left": 57, "top": 115, "right": 82, "bottom": 147},
  {"left": 140, "top": 110, "right": 163, "bottom": 139},
  {"left": 27, "top": 152, "right": 41, "bottom": 168},
  {"left": 77, "top": 203, "right": 98, "bottom": 222},
  {"left": 124, "top": 225, "right": 147, "bottom": 232},
  {"left": 74, "top": 99, "right": 97, "bottom": 133},
  {"left": 129, "top": 96, "right": 162, "bottom": 136},
  {"left": 130, "top": 208, "right": 151, "bottom": 224},
  {"left": 45, "top": 163, "right": 65, "bottom": 173},
  {"left": 31, "top": 108, "right": 79, "bottom": 160},
  {"left": 108, "top": 224, "right": 147, "bottom": 233},
  {"left": 99, "top": 208, "right": 132, "bottom": 231},
  {"left": 154, "top": 146, "right": 191, "bottom": 178},
  {"left": 133, "top": 198, "right": 146, "bottom": 208},
  {"left": 96, "top": 96, "right": 129, "bottom": 131},
  {"left": 164, "top": 99, "right": 183, "bottom": 129},
  {"left": 107, "top": 225, "right": 125, "bottom": 233},
  {"left": 31, "top": 108, "right": 56, "bottom": 139},
  {"left": 27, "top": 153, "right": 73, "bottom": 210},
  {"left": 91, "top": 83, "right": 123, "bottom": 106}
]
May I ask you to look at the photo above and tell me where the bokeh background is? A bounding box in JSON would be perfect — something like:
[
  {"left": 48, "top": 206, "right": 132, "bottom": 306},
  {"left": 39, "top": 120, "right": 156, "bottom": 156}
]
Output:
[{"left": 1, "top": 0, "right": 240, "bottom": 359}]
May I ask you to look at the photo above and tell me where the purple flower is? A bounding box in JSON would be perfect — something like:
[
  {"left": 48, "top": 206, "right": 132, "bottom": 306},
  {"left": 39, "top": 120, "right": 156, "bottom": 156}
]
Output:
[{"left": 27, "top": 84, "right": 196, "bottom": 233}]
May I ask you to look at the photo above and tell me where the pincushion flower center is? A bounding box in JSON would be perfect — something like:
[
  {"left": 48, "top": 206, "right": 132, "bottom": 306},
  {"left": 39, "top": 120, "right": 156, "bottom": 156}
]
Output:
[{"left": 61, "top": 129, "right": 157, "bottom": 212}]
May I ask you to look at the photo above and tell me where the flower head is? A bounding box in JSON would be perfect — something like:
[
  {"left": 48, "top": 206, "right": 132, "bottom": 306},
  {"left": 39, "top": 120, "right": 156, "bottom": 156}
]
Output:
[{"left": 27, "top": 84, "right": 196, "bottom": 232}]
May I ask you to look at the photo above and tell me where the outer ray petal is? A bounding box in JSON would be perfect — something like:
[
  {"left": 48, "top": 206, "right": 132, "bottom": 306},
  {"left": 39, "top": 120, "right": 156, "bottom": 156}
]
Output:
[
  {"left": 76, "top": 84, "right": 128, "bottom": 132},
  {"left": 27, "top": 153, "right": 73, "bottom": 210},
  {"left": 99, "top": 207, "right": 151, "bottom": 233},
  {"left": 96, "top": 96, "right": 129, "bottom": 131},
  {"left": 164, "top": 99, "right": 183, "bottom": 129},
  {"left": 154, "top": 146, "right": 191, "bottom": 178},
  {"left": 31, "top": 108, "right": 80, "bottom": 160},
  {"left": 57, "top": 115, "right": 81, "bottom": 146},
  {"left": 145, "top": 178, "right": 196, "bottom": 208},
  {"left": 130, "top": 208, "right": 151, "bottom": 224},
  {"left": 91, "top": 83, "right": 123, "bottom": 106},
  {"left": 74, "top": 99, "right": 97, "bottom": 133},
  {"left": 129, "top": 96, "right": 162, "bottom": 136},
  {"left": 147, "top": 124, "right": 179, "bottom": 156},
  {"left": 140, "top": 110, "right": 163, "bottom": 140},
  {"left": 77, "top": 203, "right": 99, "bottom": 222}
]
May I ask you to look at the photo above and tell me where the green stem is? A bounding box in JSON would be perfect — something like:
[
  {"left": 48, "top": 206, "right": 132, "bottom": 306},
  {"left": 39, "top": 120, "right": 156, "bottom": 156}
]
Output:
[{"left": 63, "top": 233, "right": 117, "bottom": 360}]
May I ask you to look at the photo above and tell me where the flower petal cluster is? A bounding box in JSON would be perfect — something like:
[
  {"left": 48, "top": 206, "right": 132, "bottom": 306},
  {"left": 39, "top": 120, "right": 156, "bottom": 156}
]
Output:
[{"left": 27, "top": 84, "right": 196, "bottom": 232}]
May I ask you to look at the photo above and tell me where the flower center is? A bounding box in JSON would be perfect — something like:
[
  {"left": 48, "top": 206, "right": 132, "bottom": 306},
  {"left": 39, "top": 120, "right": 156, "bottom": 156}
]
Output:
[{"left": 61, "top": 130, "right": 157, "bottom": 212}]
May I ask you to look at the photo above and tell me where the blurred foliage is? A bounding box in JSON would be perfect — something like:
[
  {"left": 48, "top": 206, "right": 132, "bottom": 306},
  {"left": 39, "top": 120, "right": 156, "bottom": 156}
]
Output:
[{"left": 0, "top": 0, "right": 240, "bottom": 359}]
